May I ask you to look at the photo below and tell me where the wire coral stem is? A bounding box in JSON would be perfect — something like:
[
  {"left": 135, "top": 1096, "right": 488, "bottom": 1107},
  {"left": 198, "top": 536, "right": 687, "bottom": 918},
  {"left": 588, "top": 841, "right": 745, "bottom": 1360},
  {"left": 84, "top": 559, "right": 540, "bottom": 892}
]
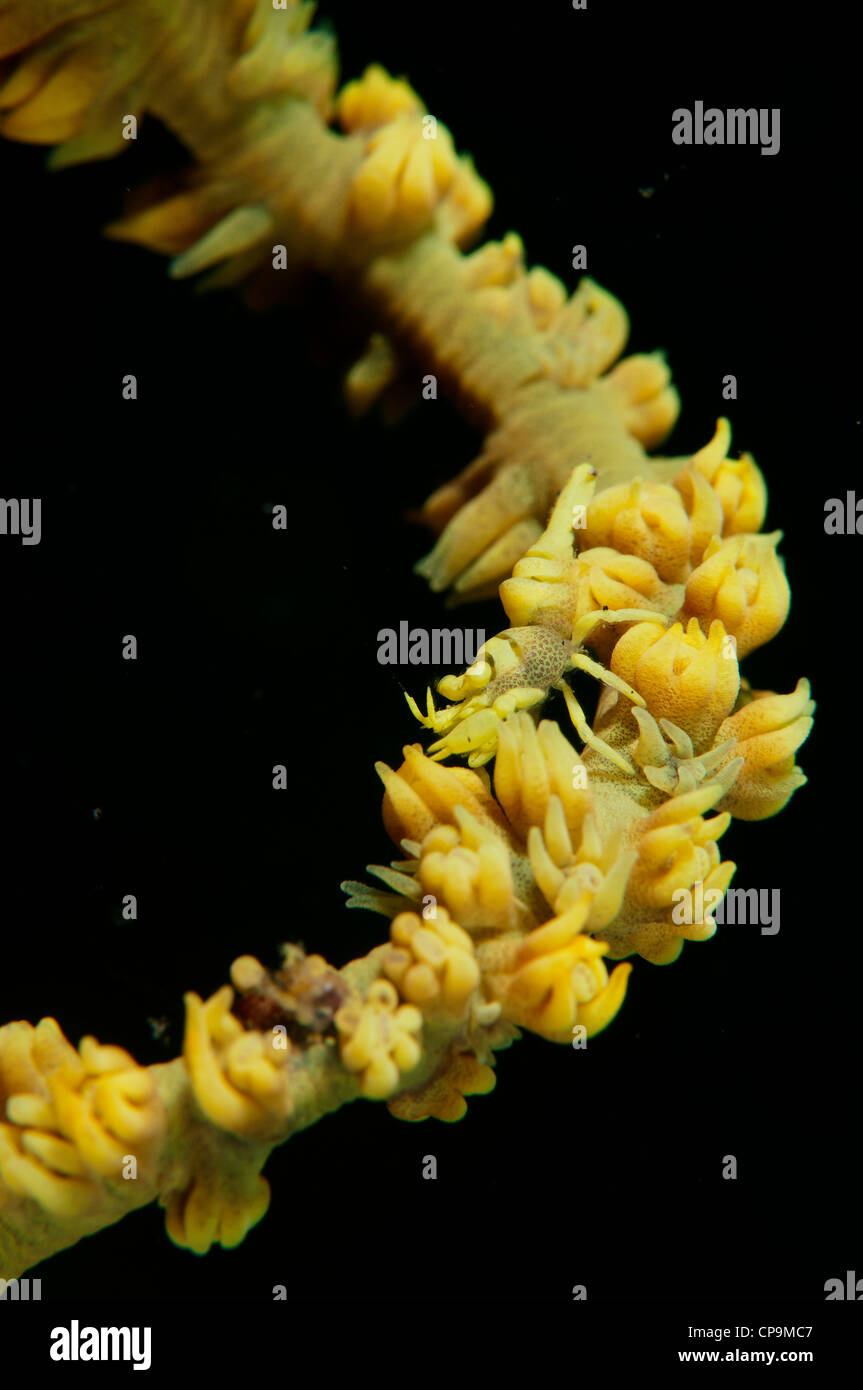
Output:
[
  {"left": 0, "top": 947, "right": 493, "bottom": 1276},
  {"left": 358, "top": 231, "right": 658, "bottom": 450}
]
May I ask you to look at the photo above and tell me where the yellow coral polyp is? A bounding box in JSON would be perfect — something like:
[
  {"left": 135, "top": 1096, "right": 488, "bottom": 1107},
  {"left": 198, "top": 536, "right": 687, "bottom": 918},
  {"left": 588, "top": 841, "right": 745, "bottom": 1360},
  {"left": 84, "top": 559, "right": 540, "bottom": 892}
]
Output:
[
  {"left": 538, "top": 278, "right": 630, "bottom": 387},
  {"left": 0, "top": 1019, "right": 165, "bottom": 1223},
  {"left": 527, "top": 800, "right": 637, "bottom": 929},
  {"left": 337, "top": 67, "right": 491, "bottom": 246},
  {"left": 686, "top": 418, "right": 768, "bottom": 535},
  {"left": 602, "top": 782, "right": 737, "bottom": 963},
  {"left": 377, "top": 741, "right": 508, "bottom": 847},
  {"left": 499, "top": 460, "right": 685, "bottom": 641},
  {"left": 684, "top": 532, "right": 790, "bottom": 657},
  {"left": 416, "top": 811, "right": 520, "bottom": 931},
  {"left": 387, "top": 1050, "right": 496, "bottom": 1123},
  {"left": 582, "top": 477, "right": 694, "bottom": 584},
  {"left": 183, "top": 986, "right": 293, "bottom": 1139},
  {"left": 34, "top": 1026, "right": 161, "bottom": 1177},
  {"left": 348, "top": 112, "right": 457, "bottom": 230},
  {"left": 337, "top": 63, "right": 460, "bottom": 235},
  {"left": 594, "top": 351, "right": 681, "bottom": 449},
  {"left": 163, "top": 1171, "right": 272, "bottom": 1257},
  {"left": 628, "top": 705, "right": 742, "bottom": 800},
  {"left": 494, "top": 713, "right": 591, "bottom": 843},
  {"left": 668, "top": 461, "right": 726, "bottom": 567},
  {"left": 610, "top": 617, "right": 740, "bottom": 750},
  {"left": 0, "top": 1126, "right": 94, "bottom": 1220},
  {"left": 229, "top": 0, "right": 337, "bottom": 114},
  {"left": 334, "top": 980, "right": 423, "bottom": 1100},
  {"left": 336, "top": 63, "right": 422, "bottom": 132},
  {"left": 628, "top": 814, "right": 730, "bottom": 911},
  {"left": 714, "top": 680, "right": 814, "bottom": 820},
  {"left": 498, "top": 896, "right": 632, "bottom": 1043},
  {"left": 383, "top": 907, "right": 480, "bottom": 1018}
]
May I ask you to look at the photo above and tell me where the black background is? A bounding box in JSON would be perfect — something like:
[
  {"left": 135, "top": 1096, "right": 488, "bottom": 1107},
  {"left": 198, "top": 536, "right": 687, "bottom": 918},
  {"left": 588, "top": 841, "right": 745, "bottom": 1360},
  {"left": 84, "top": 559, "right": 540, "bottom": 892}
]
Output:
[{"left": 0, "top": 0, "right": 857, "bottom": 1321}]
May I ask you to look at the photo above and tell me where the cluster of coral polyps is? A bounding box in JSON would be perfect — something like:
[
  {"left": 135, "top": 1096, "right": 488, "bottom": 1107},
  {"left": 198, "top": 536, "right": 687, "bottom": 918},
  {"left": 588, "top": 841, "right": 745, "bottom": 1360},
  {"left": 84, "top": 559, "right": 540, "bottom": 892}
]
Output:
[{"left": 0, "top": 0, "right": 813, "bottom": 1278}]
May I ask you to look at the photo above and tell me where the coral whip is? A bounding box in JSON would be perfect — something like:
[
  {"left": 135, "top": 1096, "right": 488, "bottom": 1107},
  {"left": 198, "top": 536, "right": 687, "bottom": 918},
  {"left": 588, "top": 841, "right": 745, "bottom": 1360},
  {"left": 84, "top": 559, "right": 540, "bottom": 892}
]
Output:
[{"left": 0, "top": 0, "right": 812, "bottom": 1279}]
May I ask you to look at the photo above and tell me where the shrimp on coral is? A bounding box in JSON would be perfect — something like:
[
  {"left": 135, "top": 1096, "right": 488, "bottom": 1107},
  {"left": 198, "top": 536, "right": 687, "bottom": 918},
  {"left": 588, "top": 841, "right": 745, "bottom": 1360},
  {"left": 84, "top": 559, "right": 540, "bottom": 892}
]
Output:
[
  {"left": 406, "top": 609, "right": 667, "bottom": 772},
  {"left": 407, "top": 463, "right": 668, "bottom": 771}
]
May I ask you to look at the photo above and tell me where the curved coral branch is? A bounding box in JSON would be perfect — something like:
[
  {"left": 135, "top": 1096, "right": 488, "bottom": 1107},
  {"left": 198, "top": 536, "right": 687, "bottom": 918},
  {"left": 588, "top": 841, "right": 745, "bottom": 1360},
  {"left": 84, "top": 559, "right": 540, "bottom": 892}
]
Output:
[{"left": 0, "top": 0, "right": 813, "bottom": 1279}]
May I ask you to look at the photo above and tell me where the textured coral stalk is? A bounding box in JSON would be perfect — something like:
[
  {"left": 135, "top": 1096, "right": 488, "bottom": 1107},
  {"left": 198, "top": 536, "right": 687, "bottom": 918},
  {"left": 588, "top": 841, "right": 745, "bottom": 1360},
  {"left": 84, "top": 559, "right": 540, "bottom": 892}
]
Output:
[{"left": 0, "top": 0, "right": 813, "bottom": 1277}]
